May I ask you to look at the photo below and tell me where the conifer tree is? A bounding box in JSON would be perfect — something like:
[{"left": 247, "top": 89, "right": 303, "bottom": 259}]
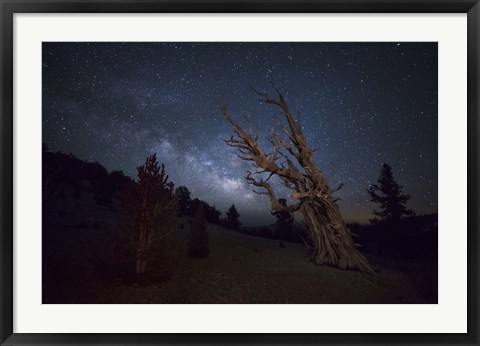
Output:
[
  {"left": 124, "top": 154, "right": 177, "bottom": 274},
  {"left": 175, "top": 186, "right": 192, "bottom": 216},
  {"left": 226, "top": 204, "right": 241, "bottom": 230},
  {"left": 367, "top": 163, "right": 414, "bottom": 224},
  {"left": 272, "top": 198, "right": 294, "bottom": 247}
]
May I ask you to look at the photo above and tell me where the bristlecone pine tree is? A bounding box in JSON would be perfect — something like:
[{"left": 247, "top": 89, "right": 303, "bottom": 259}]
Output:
[
  {"left": 125, "top": 154, "right": 177, "bottom": 275},
  {"left": 367, "top": 163, "right": 414, "bottom": 224},
  {"left": 223, "top": 85, "right": 375, "bottom": 278}
]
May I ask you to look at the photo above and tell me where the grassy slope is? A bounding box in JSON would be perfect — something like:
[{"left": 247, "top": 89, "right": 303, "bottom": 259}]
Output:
[
  {"left": 96, "top": 220, "right": 435, "bottom": 304},
  {"left": 43, "top": 190, "right": 436, "bottom": 304}
]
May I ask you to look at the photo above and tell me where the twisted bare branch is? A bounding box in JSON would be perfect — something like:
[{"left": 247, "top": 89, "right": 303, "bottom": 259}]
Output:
[
  {"left": 245, "top": 171, "right": 301, "bottom": 213},
  {"left": 223, "top": 106, "right": 306, "bottom": 184}
]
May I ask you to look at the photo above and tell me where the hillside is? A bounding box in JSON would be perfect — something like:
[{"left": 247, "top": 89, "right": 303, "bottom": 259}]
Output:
[
  {"left": 42, "top": 150, "right": 437, "bottom": 304},
  {"left": 43, "top": 185, "right": 436, "bottom": 304},
  {"left": 96, "top": 221, "right": 436, "bottom": 304}
]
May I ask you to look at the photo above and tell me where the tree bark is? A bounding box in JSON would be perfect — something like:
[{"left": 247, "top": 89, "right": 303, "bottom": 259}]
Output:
[
  {"left": 295, "top": 172, "right": 374, "bottom": 276},
  {"left": 302, "top": 202, "right": 373, "bottom": 276}
]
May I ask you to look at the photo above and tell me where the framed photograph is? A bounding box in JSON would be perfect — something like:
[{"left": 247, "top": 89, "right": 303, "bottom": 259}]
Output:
[{"left": 1, "top": 0, "right": 478, "bottom": 345}]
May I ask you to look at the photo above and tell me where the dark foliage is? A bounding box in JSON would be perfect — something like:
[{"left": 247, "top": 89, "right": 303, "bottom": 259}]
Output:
[
  {"left": 175, "top": 185, "right": 192, "bottom": 216},
  {"left": 348, "top": 214, "right": 438, "bottom": 260},
  {"left": 42, "top": 146, "right": 134, "bottom": 205},
  {"left": 123, "top": 154, "right": 177, "bottom": 275},
  {"left": 367, "top": 163, "right": 414, "bottom": 224},
  {"left": 188, "top": 203, "right": 209, "bottom": 258},
  {"left": 42, "top": 147, "right": 136, "bottom": 302},
  {"left": 205, "top": 204, "right": 222, "bottom": 225},
  {"left": 225, "top": 204, "right": 241, "bottom": 230},
  {"left": 191, "top": 198, "right": 222, "bottom": 225},
  {"left": 93, "top": 165, "right": 115, "bottom": 206},
  {"left": 42, "top": 147, "right": 182, "bottom": 301},
  {"left": 239, "top": 222, "right": 311, "bottom": 246},
  {"left": 272, "top": 198, "right": 294, "bottom": 247}
]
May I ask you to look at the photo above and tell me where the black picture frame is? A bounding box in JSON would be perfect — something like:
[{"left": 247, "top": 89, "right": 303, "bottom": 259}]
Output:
[{"left": 1, "top": 1, "right": 478, "bottom": 345}]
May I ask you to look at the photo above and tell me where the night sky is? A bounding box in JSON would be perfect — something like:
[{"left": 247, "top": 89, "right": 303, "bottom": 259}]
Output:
[{"left": 42, "top": 42, "right": 437, "bottom": 226}]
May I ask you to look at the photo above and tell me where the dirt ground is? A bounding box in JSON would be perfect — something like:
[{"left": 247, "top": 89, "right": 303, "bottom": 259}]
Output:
[
  {"left": 92, "top": 223, "right": 436, "bottom": 304},
  {"left": 43, "top": 192, "right": 437, "bottom": 304}
]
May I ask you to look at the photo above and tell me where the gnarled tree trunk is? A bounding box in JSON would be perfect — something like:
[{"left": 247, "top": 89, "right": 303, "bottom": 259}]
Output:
[
  {"left": 302, "top": 199, "right": 372, "bottom": 275},
  {"left": 223, "top": 85, "right": 375, "bottom": 278}
]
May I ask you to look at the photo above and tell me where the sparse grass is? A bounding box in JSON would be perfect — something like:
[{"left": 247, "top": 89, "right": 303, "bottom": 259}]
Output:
[
  {"left": 43, "top": 193, "right": 437, "bottom": 304},
  {"left": 92, "top": 222, "right": 436, "bottom": 304}
]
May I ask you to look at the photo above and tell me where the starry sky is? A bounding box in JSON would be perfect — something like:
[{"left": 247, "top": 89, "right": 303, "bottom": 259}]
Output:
[{"left": 42, "top": 42, "right": 437, "bottom": 226}]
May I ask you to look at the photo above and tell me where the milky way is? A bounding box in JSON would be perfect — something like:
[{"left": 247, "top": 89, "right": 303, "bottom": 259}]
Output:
[{"left": 42, "top": 42, "right": 437, "bottom": 225}]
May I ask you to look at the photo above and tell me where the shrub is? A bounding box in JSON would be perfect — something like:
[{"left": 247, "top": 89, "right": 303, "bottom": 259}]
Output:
[{"left": 188, "top": 204, "right": 209, "bottom": 258}]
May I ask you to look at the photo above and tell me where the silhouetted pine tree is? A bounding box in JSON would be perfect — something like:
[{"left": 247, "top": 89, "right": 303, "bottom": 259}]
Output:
[
  {"left": 226, "top": 204, "right": 241, "bottom": 230},
  {"left": 124, "top": 154, "right": 177, "bottom": 274},
  {"left": 206, "top": 205, "right": 222, "bottom": 225},
  {"left": 367, "top": 163, "right": 414, "bottom": 224},
  {"left": 190, "top": 198, "right": 222, "bottom": 225},
  {"left": 175, "top": 186, "right": 192, "bottom": 216},
  {"left": 272, "top": 198, "right": 294, "bottom": 247}
]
